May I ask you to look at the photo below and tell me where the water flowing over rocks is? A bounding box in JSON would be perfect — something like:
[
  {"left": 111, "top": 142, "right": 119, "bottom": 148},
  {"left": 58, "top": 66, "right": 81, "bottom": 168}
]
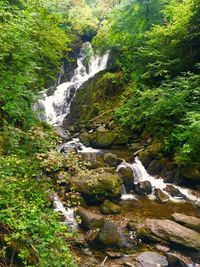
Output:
[{"left": 136, "top": 218, "right": 200, "bottom": 251}]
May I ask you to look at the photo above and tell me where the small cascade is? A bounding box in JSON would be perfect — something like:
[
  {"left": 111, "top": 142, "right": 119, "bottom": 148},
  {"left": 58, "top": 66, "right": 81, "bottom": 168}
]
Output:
[
  {"left": 117, "top": 157, "right": 200, "bottom": 204},
  {"left": 35, "top": 42, "right": 109, "bottom": 126},
  {"left": 52, "top": 194, "right": 77, "bottom": 228},
  {"left": 60, "top": 138, "right": 100, "bottom": 154}
]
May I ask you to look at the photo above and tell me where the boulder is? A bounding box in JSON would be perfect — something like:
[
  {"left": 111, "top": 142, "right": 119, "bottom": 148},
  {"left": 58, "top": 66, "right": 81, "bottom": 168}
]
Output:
[
  {"left": 79, "top": 132, "right": 91, "bottom": 147},
  {"left": 147, "top": 160, "right": 163, "bottom": 176},
  {"left": 96, "top": 221, "right": 121, "bottom": 247},
  {"left": 70, "top": 172, "right": 122, "bottom": 203},
  {"left": 163, "top": 185, "right": 186, "bottom": 199},
  {"left": 112, "top": 131, "right": 129, "bottom": 146},
  {"left": 136, "top": 219, "right": 200, "bottom": 251},
  {"left": 136, "top": 252, "right": 168, "bottom": 267},
  {"left": 90, "top": 131, "right": 117, "bottom": 148},
  {"left": 135, "top": 181, "right": 152, "bottom": 196},
  {"left": 117, "top": 167, "right": 134, "bottom": 192},
  {"left": 103, "top": 153, "right": 118, "bottom": 167},
  {"left": 172, "top": 213, "right": 200, "bottom": 233},
  {"left": 76, "top": 207, "right": 104, "bottom": 230},
  {"left": 154, "top": 188, "right": 169, "bottom": 203},
  {"left": 100, "top": 200, "right": 121, "bottom": 215}
]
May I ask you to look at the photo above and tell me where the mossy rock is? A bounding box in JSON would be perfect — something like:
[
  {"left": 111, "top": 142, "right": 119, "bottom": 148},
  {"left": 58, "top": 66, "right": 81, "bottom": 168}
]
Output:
[
  {"left": 182, "top": 165, "right": 200, "bottom": 181},
  {"left": 100, "top": 200, "right": 121, "bottom": 215},
  {"left": 90, "top": 131, "right": 117, "bottom": 148},
  {"left": 103, "top": 153, "right": 118, "bottom": 167},
  {"left": 79, "top": 132, "right": 91, "bottom": 147},
  {"left": 70, "top": 172, "right": 122, "bottom": 204}
]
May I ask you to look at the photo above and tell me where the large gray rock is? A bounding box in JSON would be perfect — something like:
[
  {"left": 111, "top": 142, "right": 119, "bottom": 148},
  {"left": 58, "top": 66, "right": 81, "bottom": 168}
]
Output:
[
  {"left": 100, "top": 200, "right": 121, "bottom": 215},
  {"left": 136, "top": 219, "right": 200, "bottom": 251},
  {"left": 76, "top": 207, "right": 104, "bottom": 230},
  {"left": 136, "top": 252, "right": 168, "bottom": 267},
  {"left": 70, "top": 172, "right": 122, "bottom": 203},
  {"left": 98, "top": 221, "right": 120, "bottom": 246},
  {"left": 135, "top": 181, "right": 152, "bottom": 196},
  {"left": 87, "top": 221, "right": 120, "bottom": 248},
  {"left": 172, "top": 213, "right": 200, "bottom": 233}
]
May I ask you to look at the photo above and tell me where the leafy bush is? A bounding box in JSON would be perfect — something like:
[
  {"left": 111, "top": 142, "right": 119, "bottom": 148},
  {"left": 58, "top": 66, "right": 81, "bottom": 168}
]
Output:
[{"left": 0, "top": 156, "right": 76, "bottom": 267}]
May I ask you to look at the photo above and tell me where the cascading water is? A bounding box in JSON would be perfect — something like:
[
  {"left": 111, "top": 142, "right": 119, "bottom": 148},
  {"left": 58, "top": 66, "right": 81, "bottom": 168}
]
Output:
[
  {"left": 35, "top": 42, "right": 109, "bottom": 226},
  {"left": 35, "top": 42, "right": 109, "bottom": 126},
  {"left": 117, "top": 157, "right": 200, "bottom": 204}
]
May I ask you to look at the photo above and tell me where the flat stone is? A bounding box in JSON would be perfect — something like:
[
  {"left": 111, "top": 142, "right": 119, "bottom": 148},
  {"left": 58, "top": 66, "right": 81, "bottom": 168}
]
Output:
[
  {"left": 76, "top": 207, "right": 104, "bottom": 230},
  {"left": 136, "top": 252, "right": 168, "bottom": 267},
  {"left": 172, "top": 213, "right": 200, "bottom": 233},
  {"left": 136, "top": 219, "right": 200, "bottom": 251}
]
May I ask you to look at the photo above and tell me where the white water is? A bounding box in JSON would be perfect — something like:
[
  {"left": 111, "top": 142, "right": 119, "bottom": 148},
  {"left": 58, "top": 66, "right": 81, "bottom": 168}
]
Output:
[
  {"left": 52, "top": 194, "right": 77, "bottom": 227},
  {"left": 60, "top": 138, "right": 100, "bottom": 153},
  {"left": 35, "top": 42, "right": 109, "bottom": 126},
  {"left": 117, "top": 157, "right": 200, "bottom": 204}
]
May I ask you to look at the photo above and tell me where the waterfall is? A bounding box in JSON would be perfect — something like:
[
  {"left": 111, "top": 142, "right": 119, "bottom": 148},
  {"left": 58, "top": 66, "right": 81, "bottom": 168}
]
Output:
[
  {"left": 117, "top": 157, "right": 200, "bottom": 204},
  {"left": 35, "top": 42, "right": 109, "bottom": 126}
]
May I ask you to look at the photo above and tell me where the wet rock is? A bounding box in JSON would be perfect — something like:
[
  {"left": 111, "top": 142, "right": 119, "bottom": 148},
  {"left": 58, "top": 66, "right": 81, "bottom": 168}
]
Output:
[
  {"left": 88, "top": 221, "right": 121, "bottom": 248},
  {"left": 136, "top": 219, "right": 200, "bottom": 251},
  {"left": 100, "top": 200, "right": 121, "bottom": 215},
  {"left": 117, "top": 167, "right": 134, "bottom": 192},
  {"left": 136, "top": 252, "right": 168, "bottom": 267},
  {"left": 135, "top": 181, "right": 152, "bottom": 196},
  {"left": 79, "top": 132, "right": 91, "bottom": 147},
  {"left": 97, "top": 221, "right": 120, "bottom": 247},
  {"left": 166, "top": 253, "right": 188, "bottom": 267},
  {"left": 147, "top": 160, "right": 163, "bottom": 176},
  {"left": 55, "top": 126, "right": 72, "bottom": 141},
  {"left": 96, "top": 125, "right": 107, "bottom": 132},
  {"left": 70, "top": 172, "right": 122, "bottom": 203},
  {"left": 172, "top": 213, "right": 200, "bottom": 233},
  {"left": 103, "top": 153, "right": 118, "bottom": 167},
  {"left": 106, "top": 250, "right": 123, "bottom": 259},
  {"left": 76, "top": 206, "right": 104, "bottom": 230},
  {"left": 163, "top": 185, "right": 186, "bottom": 199},
  {"left": 154, "top": 188, "right": 169, "bottom": 203}
]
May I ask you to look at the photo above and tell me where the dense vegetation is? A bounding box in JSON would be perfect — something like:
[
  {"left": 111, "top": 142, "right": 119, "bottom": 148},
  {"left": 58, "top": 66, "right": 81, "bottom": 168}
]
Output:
[
  {"left": 94, "top": 0, "right": 200, "bottom": 167},
  {"left": 1, "top": 0, "right": 200, "bottom": 265}
]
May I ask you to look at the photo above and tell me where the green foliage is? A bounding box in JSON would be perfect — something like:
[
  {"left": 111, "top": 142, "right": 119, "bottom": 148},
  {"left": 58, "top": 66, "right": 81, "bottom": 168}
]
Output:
[{"left": 0, "top": 156, "right": 76, "bottom": 267}]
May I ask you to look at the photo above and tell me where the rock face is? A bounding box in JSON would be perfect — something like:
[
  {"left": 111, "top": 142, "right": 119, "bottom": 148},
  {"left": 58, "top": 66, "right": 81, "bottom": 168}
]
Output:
[
  {"left": 136, "top": 219, "right": 200, "bottom": 251},
  {"left": 76, "top": 207, "right": 104, "bottom": 230},
  {"left": 135, "top": 181, "right": 152, "bottom": 196},
  {"left": 117, "top": 166, "right": 134, "bottom": 192},
  {"left": 163, "top": 185, "right": 186, "bottom": 199},
  {"left": 100, "top": 199, "right": 121, "bottom": 215},
  {"left": 172, "top": 213, "right": 200, "bottom": 233},
  {"left": 103, "top": 153, "right": 118, "bottom": 167},
  {"left": 136, "top": 252, "right": 168, "bottom": 267},
  {"left": 70, "top": 172, "right": 122, "bottom": 203},
  {"left": 154, "top": 188, "right": 169, "bottom": 203}
]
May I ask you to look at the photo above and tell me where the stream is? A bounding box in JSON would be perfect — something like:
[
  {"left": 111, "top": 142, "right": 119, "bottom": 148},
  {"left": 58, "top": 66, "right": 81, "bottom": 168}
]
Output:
[{"left": 35, "top": 42, "right": 200, "bottom": 267}]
